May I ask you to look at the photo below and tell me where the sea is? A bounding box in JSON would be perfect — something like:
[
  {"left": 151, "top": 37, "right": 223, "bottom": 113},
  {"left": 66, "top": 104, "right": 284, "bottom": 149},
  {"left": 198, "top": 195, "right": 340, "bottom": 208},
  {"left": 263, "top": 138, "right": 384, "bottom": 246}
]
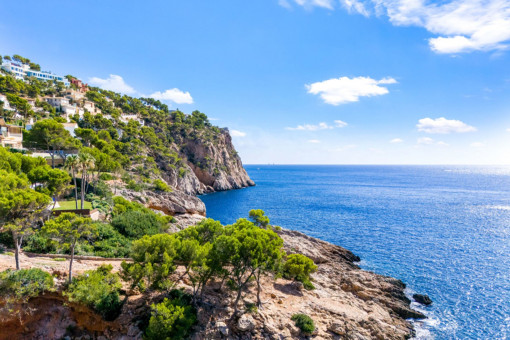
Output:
[{"left": 200, "top": 165, "right": 510, "bottom": 339}]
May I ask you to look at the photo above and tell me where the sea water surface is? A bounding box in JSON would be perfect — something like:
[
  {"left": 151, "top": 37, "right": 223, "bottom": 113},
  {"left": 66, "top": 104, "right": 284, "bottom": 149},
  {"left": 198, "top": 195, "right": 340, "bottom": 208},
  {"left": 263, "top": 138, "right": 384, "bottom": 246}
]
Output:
[{"left": 200, "top": 165, "right": 510, "bottom": 339}]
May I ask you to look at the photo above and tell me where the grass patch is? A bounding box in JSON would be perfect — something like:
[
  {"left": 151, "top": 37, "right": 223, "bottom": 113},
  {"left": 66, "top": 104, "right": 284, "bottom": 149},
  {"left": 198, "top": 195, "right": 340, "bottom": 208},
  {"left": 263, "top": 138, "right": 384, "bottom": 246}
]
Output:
[
  {"left": 4, "top": 252, "right": 14, "bottom": 256},
  {"left": 55, "top": 200, "right": 92, "bottom": 210},
  {"left": 52, "top": 257, "right": 66, "bottom": 261}
]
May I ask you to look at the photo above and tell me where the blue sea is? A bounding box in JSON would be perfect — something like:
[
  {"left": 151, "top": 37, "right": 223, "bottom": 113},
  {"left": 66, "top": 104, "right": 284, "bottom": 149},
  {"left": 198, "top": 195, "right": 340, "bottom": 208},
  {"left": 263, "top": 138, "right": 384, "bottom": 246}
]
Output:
[{"left": 200, "top": 165, "right": 510, "bottom": 339}]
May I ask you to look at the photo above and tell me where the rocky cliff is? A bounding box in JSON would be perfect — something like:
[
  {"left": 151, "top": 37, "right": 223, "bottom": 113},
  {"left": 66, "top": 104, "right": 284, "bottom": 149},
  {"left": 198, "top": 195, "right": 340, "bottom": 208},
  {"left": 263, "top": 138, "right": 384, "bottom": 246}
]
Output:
[{"left": 156, "top": 128, "right": 254, "bottom": 195}]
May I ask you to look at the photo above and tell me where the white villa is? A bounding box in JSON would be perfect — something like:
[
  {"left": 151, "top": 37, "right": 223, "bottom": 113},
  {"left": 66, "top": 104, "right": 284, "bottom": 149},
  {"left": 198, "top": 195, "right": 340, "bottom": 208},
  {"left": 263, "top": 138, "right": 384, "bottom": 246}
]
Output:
[
  {"left": 0, "top": 118, "right": 23, "bottom": 149},
  {"left": 45, "top": 95, "right": 70, "bottom": 107},
  {"left": 64, "top": 89, "right": 85, "bottom": 101},
  {"left": 1, "top": 60, "right": 70, "bottom": 86}
]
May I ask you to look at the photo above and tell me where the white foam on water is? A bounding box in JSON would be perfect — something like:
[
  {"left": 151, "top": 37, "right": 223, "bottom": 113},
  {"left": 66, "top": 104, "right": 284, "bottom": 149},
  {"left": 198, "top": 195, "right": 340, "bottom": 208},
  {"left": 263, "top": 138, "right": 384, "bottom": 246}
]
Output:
[
  {"left": 488, "top": 205, "right": 510, "bottom": 211},
  {"left": 406, "top": 287, "right": 438, "bottom": 340}
]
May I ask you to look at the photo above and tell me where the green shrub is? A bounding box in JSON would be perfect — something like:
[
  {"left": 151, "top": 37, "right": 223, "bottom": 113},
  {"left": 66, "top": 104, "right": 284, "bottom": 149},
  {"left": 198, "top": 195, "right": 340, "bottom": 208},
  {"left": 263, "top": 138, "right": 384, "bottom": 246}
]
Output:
[
  {"left": 0, "top": 268, "right": 54, "bottom": 300},
  {"left": 99, "top": 173, "right": 114, "bottom": 181},
  {"left": 283, "top": 254, "right": 318, "bottom": 282},
  {"left": 145, "top": 291, "right": 196, "bottom": 340},
  {"left": 91, "top": 223, "right": 131, "bottom": 257},
  {"left": 111, "top": 210, "right": 165, "bottom": 239},
  {"left": 65, "top": 265, "right": 123, "bottom": 320},
  {"left": 24, "top": 232, "right": 58, "bottom": 253},
  {"left": 153, "top": 179, "right": 171, "bottom": 192},
  {"left": 291, "top": 313, "right": 315, "bottom": 334},
  {"left": 302, "top": 279, "right": 315, "bottom": 290}
]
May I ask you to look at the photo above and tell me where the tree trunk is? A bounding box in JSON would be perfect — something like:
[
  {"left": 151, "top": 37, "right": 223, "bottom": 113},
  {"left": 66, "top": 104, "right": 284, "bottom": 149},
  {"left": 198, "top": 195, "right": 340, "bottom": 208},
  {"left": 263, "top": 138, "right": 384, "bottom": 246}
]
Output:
[
  {"left": 69, "top": 243, "right": 75, "bottom": 282},
  {"left": 51, "top": 152, "right": 55, "bottom": 168},
  {"left": 81, "top": 170, "right": 86, "bottom": 209},
  {"left": 73, "top": 169, "right": 78, "bottom": 210},
  {"left": 256, "top": 270, "right": 262, "bottom": 307},
  {"left": 13, "top": 234, "right": 20, "bottom": 270},
  {"left": 232, "top": 285, "right": 243, "bottom": 317}
]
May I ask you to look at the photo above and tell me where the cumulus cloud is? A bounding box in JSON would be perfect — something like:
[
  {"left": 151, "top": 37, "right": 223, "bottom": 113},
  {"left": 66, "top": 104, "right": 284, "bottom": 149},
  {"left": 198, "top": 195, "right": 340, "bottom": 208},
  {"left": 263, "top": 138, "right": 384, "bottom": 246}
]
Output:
[
  {"left": 230, "top": 130, "right": 246, "bottom": 137},
  {"left": 417, "top": 117, "right": 477, "bottom": 134},
  {"left": 89, "top": 74, "right": 136, "bottom": 94},
  {"left": 306, "top": 76, "right": 397, "bottom": 105},
  {"left": 149, "top": 88, "right": 193, "bottom": 104},
  {"left": 390, "top": 138, "right": 403, "bottom": 143},
  {"left": 89, "top": 74, "right": 194, "bottom": 104},
  {"left": 286, "top": 120, "right": 348, "bottom": 131},
  {"left": 417, "top": 137, "right": 448, "bottom": 146},
  {"left": 286, "top": 0, "right": 510, "bottom": 54},
  {"left": 308, "top": 139, "right": 321, "bottom": 143}
]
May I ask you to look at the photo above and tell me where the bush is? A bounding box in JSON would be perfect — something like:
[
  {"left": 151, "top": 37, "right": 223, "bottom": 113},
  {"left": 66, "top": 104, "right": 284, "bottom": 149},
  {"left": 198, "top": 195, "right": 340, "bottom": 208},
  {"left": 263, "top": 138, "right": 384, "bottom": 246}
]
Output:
[
  {"left": 111, "top": 210, "right": 165, "bottom": 239},
  {"left": 0, "top": 268, "right": 54, "bottom": 300},
  {"left": 153, "top": 179, "right": 171, "bottom": 192},
  {"left": 65, "top": 265, "right": 123, "bottom": 320},
  {"left": 283, "top": 254, "right": 318, "bottom": 283},
  {"left": 291, "top": 313, "right": 315, "bottom": 334},
  {"left": 91, "top": 223, "right": 131, "bottom": 257},
  {"left": 145, "top": 290, "right": 196, "bottom": 340}
]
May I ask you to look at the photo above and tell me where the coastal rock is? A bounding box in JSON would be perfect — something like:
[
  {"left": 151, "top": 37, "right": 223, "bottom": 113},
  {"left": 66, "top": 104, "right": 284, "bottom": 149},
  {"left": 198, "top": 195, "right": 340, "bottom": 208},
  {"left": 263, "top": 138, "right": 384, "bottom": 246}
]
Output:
[
  {"left": 118, "top": 188, "right": 206, "bottom": 216},
  {"left": 413, "top": 294, "right": 433, "bottom": 305},
  {"left": 159, "top": 128, "right": 255, "bottom": 195}
]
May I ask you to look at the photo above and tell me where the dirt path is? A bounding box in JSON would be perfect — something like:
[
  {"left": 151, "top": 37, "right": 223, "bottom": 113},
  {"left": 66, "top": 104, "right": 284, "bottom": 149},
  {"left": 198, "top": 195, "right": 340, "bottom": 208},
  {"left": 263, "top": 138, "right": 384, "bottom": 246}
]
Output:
[{"left": 0, "top": 251, "right": 125, "bottom": 275}]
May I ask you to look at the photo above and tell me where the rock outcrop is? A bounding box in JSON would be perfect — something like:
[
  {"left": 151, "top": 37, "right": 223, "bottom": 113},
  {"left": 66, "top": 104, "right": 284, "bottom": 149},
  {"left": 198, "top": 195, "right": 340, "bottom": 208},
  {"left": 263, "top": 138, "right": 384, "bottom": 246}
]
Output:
[
  {"left": 413, "top": 294, "right": 432, "bottom": 305},
  {"left": 117, "top": 188, "right": 206, "bottom": 217},
  {"left": 159, "top": 128, "right": 255, "bottom": 195}
]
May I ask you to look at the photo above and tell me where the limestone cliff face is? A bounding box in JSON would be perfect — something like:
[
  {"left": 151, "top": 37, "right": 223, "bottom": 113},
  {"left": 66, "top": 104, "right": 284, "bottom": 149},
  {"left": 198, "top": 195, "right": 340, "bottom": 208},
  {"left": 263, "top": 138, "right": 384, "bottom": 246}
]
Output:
[{"left": 159, "top": 128, "right": 254, "bottom": 195}]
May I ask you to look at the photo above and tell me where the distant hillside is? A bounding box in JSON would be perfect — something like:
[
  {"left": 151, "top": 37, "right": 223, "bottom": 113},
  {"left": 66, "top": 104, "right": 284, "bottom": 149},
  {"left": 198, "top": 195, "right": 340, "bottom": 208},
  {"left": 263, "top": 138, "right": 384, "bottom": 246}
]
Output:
[{"left": 0, "top": 54, "right": 254, "bottom": 195}]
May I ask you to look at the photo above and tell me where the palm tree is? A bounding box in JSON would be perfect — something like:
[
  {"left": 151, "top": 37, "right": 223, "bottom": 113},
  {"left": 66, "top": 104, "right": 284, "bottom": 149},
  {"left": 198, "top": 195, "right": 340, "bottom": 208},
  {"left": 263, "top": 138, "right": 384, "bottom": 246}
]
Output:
[
  {"left": 65, "top": 155, "right": 79, "bottom": 209},
  {"left": 78, "top": 152, "right": 95, "bottom": 209}
]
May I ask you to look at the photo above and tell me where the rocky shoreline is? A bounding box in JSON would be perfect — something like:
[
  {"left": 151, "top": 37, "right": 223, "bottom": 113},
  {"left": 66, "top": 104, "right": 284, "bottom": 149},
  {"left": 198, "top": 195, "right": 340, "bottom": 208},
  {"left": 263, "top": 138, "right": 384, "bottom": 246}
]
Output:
[{"left": 0, "top": 225, "right": 425, "bottom": 339}]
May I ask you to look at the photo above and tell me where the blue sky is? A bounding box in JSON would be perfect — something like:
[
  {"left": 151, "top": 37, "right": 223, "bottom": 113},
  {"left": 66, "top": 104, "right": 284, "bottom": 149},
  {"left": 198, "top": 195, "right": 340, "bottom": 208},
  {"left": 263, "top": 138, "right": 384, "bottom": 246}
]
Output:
[{"left": 1, "top": 0, "right": 510, "bottom": 164}]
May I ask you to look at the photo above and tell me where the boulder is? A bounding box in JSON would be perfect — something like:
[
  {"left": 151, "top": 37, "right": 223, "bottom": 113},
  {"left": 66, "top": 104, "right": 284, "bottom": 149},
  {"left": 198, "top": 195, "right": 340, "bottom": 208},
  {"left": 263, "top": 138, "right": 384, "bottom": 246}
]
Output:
[
  {"left": 237, "top": 315, "right": 255, "bottom": 332},
  {"left": 413, "top": 294, "right": 433, "bottom": 305},
  {"left": 216, "top": 321, "right": 229, "bottom": 336}
]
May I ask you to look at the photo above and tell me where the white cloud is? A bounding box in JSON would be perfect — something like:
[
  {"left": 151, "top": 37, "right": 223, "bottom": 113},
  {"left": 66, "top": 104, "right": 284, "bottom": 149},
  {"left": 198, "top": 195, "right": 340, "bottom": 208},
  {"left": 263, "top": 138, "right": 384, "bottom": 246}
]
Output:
[
  {"left": 471, "top": 142, "right": 484, "bottom": 147},
  {"left": 390, "top": 138, "right": 403, "bottom": 143},
  {"left": 286, "top": 120, "right": 348, "bottom": 130},
  {"left": 89, "top": 74, "right": 136, "bottom": 94},
  {"left": 308, "top": 139, "right": 321, "bottom": 143},
  {"left": 417, "top": 117, "right": 477, "bottom": 134},
  {"left": 306, "top": 76, "right": 397, "bottom": 105},
  {"left": 287, "top": 0, "right": 510, "bottom": 54},
  {"left": 417, "top": 137, "right": 448, "bottom": 146},
  {"left": 89, "top": 74, "right": 194, "bottom": 103},
  {"left": 334, "top": 120, "right": 348, "bottom": 127},
  {"left": 506, "top": 128, "right": 510, "bottom": 132},
  {"left": 294, "top": 0, "right": 334, "bottom": 9},
  {"left": 341, "top": 0, "right": 370, "bottom": 16},
  {"left": 149, "top": 88, "right": 193, "bottom": 104},
  {"left": 286, "top": 122, "right": 333, "bottom": 130},
  {"left": 278, "top": 0, "right": 293, "bottom": 8},
  {"left": 230, "top": 130, "right": 246, "bottom": 137}
]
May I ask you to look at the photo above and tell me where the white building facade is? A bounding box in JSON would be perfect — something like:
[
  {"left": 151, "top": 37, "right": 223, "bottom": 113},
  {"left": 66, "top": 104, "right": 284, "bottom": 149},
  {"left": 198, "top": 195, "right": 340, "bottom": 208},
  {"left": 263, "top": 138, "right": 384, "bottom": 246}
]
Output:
[{"left": 1, "top": 60, "right": 70, "bottom": 86}]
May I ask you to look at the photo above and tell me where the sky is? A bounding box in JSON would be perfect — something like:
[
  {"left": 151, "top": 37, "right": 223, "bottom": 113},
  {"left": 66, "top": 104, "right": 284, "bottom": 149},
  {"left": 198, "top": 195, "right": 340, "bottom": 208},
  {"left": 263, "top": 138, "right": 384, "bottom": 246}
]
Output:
[{"left": 1, "top": 0, "right": 510, "bottom": 164}]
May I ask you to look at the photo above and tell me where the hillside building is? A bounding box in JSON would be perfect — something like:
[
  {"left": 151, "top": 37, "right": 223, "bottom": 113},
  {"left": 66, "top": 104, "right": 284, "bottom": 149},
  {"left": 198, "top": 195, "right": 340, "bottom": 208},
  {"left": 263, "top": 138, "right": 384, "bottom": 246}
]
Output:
[{"left": 1, "top": 60, "right": 70, "bottom": 86}]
